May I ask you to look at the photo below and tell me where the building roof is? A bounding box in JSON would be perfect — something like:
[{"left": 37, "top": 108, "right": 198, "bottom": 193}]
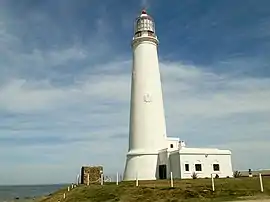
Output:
[{"left": 169, "top": 147, "right": 231, "bottom": 155}]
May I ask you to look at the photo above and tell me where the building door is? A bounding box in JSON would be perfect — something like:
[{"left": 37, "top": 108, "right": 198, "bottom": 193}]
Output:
[{"left": 159, "top": 165, "right": 167, "bottom": 179}]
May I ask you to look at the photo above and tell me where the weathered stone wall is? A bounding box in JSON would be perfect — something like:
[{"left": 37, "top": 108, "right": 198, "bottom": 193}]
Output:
[{"left": 80, "top": 166, "right": 103, "bottom": 185}]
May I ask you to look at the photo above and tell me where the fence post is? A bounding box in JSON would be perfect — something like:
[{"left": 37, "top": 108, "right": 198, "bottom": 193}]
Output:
[
  {"left": 67, "top": 186, "right": 70, "bottom": 192},
  {"left": 63, "top": 193, "right": 66, "bottom": 199},
  {"left": 211, "top": 174, "right": 215, "bottom": 192},
  {"left": 87, "top": 173, "right": 90, "bottom": 186},
  {"left": 116, "top": 172, "right": 119, "bottom": 185},
  {"left": 136, "top": 172, "right": 139, "bottom": 187},
  {"left": 77, "top": 174, "right": 80, "bottom": 185},
  {"left": 101, "top": 173, "right": 104, "bottom": 185},
  {"left": 170, "top": 172, "right": 174, "bottom": 188},
  {"left": 259, "top": 173, "right": 264, "bottom": 192}
]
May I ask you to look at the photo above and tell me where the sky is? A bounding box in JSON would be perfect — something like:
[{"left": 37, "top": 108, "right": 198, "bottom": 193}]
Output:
[{"left": 0, "top": 0, "right": 270, "bottom": 185}]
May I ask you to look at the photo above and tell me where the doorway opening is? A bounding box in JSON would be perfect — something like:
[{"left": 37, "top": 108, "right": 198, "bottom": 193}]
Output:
[{"left": 159, "top": 165, "right": 167, "bottom": 179}]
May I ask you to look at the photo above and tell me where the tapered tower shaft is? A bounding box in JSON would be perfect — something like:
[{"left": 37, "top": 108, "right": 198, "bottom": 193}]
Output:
[{"left": 123, "top": 10, "right": 167, "bottom": 181}]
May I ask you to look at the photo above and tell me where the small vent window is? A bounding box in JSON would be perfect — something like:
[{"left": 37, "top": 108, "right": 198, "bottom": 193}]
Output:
[
  {"left": 195, "top": 164, "right": 202, "bottom": 171},
  {"left": 185, "top": 164, "right": 189, "bottom": 171},
  {"left": 213, "top": 164, "right": 220, "bottom": 171}
]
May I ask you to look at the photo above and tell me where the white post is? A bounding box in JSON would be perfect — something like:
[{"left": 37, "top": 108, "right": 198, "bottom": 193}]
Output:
[
  {"left": 77, "top": 174, "right": 80, "bottom": 185},
  {"left": 136, "top": 172, "right": 139, "bottom": 187},
  {"left": 67, "top": 186, "right": 70, "bottom": 192},
  {"left": 259, "top": 173, "right": 264, "bottom": 192},
  {"left": 170, "top": 172, "right": 174, "bottom": 188},
  {"left": 63, "top": 193, "right": 66, "bottom": 199},
  {"left": 87, "top": 173, "right": 90, "bottom": 186},
  {"left": 211, "top": 174, "right": 215, "bottom": 192},
  {"left": 116, "top": 172, "right": 119, "bottom": 185},
  {"left": 101, "top": 173, "right": 104, "bottom": 185}
]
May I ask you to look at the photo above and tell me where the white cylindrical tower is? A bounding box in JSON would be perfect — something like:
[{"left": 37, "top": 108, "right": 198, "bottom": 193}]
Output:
[{"left": 123, "top": 10, "right": 167, "bottom": 181}]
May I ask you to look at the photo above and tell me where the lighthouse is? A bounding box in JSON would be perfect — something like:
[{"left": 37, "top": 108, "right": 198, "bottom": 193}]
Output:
[
  {"left": 122, "top": 9, "right": 233, "bottom": 181},
  {"left": 123, "top": 9, "right": 167, "bottom": 181}
]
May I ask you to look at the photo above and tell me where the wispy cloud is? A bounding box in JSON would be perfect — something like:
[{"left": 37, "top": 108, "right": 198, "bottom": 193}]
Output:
[{"left": 1, "top": 57, "right": 270, "bottom": 184}]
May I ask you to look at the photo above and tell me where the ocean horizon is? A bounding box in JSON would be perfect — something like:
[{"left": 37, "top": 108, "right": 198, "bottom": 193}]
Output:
[{"left": 0, "top": 184, "right": 68, "bottom": 201}]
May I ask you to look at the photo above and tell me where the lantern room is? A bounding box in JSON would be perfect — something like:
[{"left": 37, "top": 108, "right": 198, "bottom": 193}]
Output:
[{"left": 134, "top": 10, "right": 156, "bottom": 38}]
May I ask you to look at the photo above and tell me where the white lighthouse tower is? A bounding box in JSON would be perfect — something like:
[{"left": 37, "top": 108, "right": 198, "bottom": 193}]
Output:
[
  {"left": 122, "top": 9, "right": 233, "bottom": 181},
  {"left": 123, "top": 9, "right": 167, "bottom": 181}
]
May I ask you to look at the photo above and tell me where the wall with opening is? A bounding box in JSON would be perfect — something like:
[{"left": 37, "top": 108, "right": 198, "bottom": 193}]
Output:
[{"left": 179, "top": 153, "right": 233, "bottom": 179}]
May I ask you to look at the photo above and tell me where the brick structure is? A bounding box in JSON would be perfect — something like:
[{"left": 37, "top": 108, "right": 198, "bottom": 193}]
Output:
[{"left": 80, "top": 166, "right": 103, "bottom": 185}]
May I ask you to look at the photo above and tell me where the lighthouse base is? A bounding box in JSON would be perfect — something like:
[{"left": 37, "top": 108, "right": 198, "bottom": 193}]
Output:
[{"left": 123, "top": 150, "right": 159, "bottom": 181}]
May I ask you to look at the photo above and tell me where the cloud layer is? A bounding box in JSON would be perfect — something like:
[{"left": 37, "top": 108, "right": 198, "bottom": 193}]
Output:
[{"left": 1, "top": 57, "right": 270, "bottom": 184}]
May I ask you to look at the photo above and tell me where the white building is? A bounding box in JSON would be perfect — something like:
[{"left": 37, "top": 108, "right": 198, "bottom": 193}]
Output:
[{"left": 123, "top": 10, "right": 233, "bottom": 181}]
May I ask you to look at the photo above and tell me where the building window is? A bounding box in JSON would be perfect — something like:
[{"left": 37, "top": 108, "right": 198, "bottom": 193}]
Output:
[
  {"left": 213, "top": 164, "right": 220, "bottom": 171},
  {"left": 185, "top": 164, "right": 189, "bottom": 171},
  {"left": 147, "top": 31, "right": 155, "bottom": 36},
  {"left": 195, "top": 164, "right": 202, "bottom": 171},
  {"left": 170, "top": 144, "right": 173, "bottom": 148},
  {"left": 135, "top": 32, "right": 142, "bottom": 37}
]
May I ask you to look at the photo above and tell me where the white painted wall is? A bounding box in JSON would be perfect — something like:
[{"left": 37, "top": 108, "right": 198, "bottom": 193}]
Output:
[
  {"left": 158, "top": 149, "right": 168, "bottom": 165},
  {"left": 169, "top": 152, "right": 181, "bottom": 178},
  {"left": 128, "top": 39, "right": 167, "bottom": 152},
  {"left": 166, "top": 137, "right": 179, "bottom": 152},
  {"left": 179, "top": 153, "right": 233, "bottom": 179},
  {"left": 168, "top": 149, "right": 233, "bottom": 179},
  {"left": 124, "top": 153, "right": 159, "bottom": 180},
  {"left": 158, "top": 149, "right": 170, "bottom": 178}
]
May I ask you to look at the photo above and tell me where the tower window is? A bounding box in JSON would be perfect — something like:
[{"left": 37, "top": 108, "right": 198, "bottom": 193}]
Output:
[
  {"left": 213, "top": 164, "right": 220, "bottom": 171},
  {"left": 195, "top": 164, "right": 202, "bottom": 171},
  {"left": 135, "top": 32, "right": 142, "bottom": 37},
  {"left": 170, "top": 144, "right": 173, "bottom": 148},
  {"left": 185, "top": 164, "right": 189, "bottom": 171},
  {"left": 147, "top": 31, "right": 155, "bottom": 36}
]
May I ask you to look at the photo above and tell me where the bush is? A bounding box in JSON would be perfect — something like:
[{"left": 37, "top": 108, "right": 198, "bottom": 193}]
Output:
[
  {"left": 233, "top": 170, "right": 242, "bottom": 178},
  {"left": 191, "top": 172, "right": 198, "bottom": 179}
]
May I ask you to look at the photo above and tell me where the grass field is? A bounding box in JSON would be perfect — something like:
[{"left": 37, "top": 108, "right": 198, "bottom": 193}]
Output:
[{"left": 36, "top": 177, "right": 270, "bottom": 202}]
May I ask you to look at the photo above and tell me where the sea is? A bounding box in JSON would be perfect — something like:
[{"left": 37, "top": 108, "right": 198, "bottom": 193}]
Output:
[{"left": 0, "top": 184, "right": 67, "bottom": 202}]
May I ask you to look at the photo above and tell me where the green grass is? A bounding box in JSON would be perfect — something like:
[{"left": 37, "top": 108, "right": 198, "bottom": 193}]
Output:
[{"left": 36, "top": 177, "right": 270, "bottom": 202}]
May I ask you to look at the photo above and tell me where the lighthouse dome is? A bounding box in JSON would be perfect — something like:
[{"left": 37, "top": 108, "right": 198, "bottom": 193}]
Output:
[{"left": 134, "top": 10, "right": 155, "bottom": 34}]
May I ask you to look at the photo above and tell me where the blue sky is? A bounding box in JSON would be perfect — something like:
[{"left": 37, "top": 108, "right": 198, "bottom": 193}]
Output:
[{"left": 0, "top": 0, "right": 270, "bottom": 185}]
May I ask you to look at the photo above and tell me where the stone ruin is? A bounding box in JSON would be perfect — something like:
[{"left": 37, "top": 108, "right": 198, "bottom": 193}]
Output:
[{"left": 80, "top": 165, "right": 103, "bottom": 185}]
